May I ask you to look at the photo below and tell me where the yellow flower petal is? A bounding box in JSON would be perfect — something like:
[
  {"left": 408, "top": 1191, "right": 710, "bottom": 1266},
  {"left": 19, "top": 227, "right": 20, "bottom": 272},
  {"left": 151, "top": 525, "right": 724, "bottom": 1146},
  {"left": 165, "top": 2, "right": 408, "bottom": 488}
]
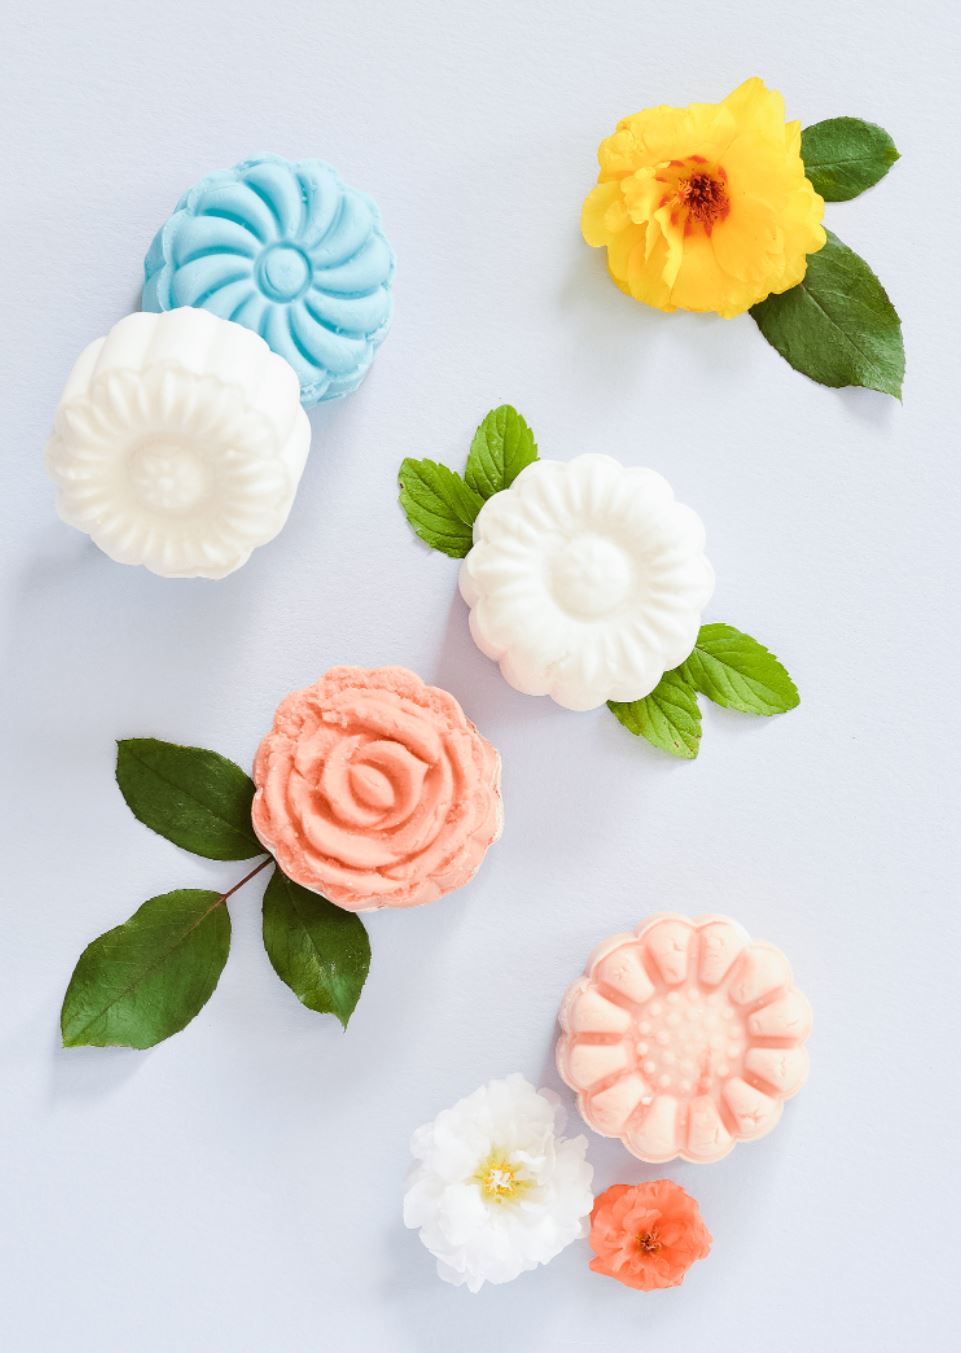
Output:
[
  {"left": 669, "top": 235, "right": 737, "bottom": 316},
  {"left": 582, "top": 182, "right": 622, "bottom": 246},
  {"left": 607, "top": 226, "right": 642, "bottom": 287},
  {"left": 623, "top": 167, "right": 668, "bottom": 226},
  {"left": 652, "top": 205, "right": 684, "bottom": 287},
  {"left": 627, "top": 232, "right": 674, "bottom": 311},
  {"left": 711, "top": 197, "right": 782, "bottom": 284},
  {"left": 598, "top": 128, "right": 643, "bottom": 179},
  {"left": 721, "top": 77, "right": 787, "bottom": 140}
]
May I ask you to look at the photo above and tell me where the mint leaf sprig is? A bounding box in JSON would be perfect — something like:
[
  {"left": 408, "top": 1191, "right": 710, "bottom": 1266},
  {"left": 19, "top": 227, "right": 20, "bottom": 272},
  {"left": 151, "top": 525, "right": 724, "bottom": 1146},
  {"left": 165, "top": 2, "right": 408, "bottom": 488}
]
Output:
[
  {"left": 399, "top": 405, "right": 536, "bottom": 556},
  {"left": 609, "top": 624, "right": 799, "bottom": 759},
  {"left": 61, "top": 741, "right": 370, "bottom": 1049},
  {"left": 751, "top": 114, "right": 904, "bottom": 398},
  {"left": 608, "top": 669, "right": 703, "bottom": 760}
]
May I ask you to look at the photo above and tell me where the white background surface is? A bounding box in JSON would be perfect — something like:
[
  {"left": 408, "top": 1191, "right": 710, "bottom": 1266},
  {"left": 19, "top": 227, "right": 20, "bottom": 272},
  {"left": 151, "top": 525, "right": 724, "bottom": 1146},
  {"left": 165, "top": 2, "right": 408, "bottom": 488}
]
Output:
[{"left": 3, "top": 2, "right": 960, "bottom": 1349}]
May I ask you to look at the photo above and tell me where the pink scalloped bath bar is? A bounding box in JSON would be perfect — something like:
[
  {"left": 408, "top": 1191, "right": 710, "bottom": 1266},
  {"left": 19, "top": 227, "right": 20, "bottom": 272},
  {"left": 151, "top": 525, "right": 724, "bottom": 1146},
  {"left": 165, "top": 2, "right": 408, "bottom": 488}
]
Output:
[{"left": 556, "top": 914, "right": 812, "bottom": 1164}]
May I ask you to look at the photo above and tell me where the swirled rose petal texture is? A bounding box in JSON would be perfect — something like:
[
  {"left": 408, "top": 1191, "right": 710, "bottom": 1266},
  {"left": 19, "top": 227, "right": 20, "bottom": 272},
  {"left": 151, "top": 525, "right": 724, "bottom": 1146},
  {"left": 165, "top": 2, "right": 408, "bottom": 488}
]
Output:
[
  {"left": 44, "top": 309, "right": 310, "bottom": 579},
  {"left": 143, "top": 154, "right": 394, "bottom": 406},
  {"left": 459, "top": 456, "right": 714, "bottom": 711},
  {"left": 557, "top": 913, "right": 812, "bottom": 1163},
  {"left": 251, "top": 668, "right": 503, "bottom": 911}
]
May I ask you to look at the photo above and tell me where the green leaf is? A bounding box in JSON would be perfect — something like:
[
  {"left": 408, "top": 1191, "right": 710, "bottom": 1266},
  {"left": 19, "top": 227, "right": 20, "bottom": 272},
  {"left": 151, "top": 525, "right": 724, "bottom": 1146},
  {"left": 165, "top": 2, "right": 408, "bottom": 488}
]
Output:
[
  {"left": 751, "top": 230, "right": 904, "bottom": 398},
  {"left": 61, "top": 889, "right": 230, "bottom": 1048},
  {"left": 116, "top": 739, "right": 261, "bottom": 861},
  {"left": 801, "top": 117, "right": 899, "bottom": 201},
  {"left": 608, "top": 670, "right": 702, "bottom": 759},
  {"left": 463, "top": 405, "right": 538, "bottom": 499},
  {"left": 262, "top": 869, "right": 371, "bottom": 1029},
  {"left": 681, "top": 623, "right": 799, "bottom": 716},
  {"left": 398, "top": 457, "right": 485, "bottom": 558}
]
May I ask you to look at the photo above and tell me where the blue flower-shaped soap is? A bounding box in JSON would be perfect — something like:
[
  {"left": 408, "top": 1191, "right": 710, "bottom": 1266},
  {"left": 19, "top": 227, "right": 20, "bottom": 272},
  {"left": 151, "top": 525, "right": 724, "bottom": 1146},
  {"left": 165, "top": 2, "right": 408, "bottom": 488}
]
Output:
[{"left": 143, "top": 154, "right": 394, "bottom": 406}]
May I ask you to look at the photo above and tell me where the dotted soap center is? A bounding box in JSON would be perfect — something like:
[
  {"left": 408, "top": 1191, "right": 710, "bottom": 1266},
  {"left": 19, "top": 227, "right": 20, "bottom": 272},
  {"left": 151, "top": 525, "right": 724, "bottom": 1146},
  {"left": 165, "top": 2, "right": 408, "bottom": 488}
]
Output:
[
  {"left": 128, "top": 440, "right": 210, "bottom": 514},
  {"left": 634, "top": 987, "right": 747, "bottom": 1095}
]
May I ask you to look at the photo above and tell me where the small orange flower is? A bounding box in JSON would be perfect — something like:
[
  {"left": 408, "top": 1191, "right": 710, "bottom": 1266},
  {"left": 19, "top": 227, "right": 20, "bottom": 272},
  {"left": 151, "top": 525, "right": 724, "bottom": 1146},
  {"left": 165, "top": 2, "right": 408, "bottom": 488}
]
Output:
[{"left": 588, "top": 1181, "right": 711, "bottom": 1290}]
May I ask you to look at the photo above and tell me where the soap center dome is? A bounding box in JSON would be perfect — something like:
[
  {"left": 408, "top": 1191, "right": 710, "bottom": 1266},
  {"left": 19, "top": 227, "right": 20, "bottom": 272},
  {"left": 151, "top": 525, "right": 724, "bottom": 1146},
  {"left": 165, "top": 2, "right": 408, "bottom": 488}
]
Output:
[
  {"left": 128, "top": 439, "right": 210, "bottom": 513},
  {"left": 634, "top": 988, "right": 747, "bottom": 1096},
  {"left": 549, "top": 534, "right": 634, "bottom": 619},
  {"left": 257, "top": 244, "right": 312, "bottom": 302}
]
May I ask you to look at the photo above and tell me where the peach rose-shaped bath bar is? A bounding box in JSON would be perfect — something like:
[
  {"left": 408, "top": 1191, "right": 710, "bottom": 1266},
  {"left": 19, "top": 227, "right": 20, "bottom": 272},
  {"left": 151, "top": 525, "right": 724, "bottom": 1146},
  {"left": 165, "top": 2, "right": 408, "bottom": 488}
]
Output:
[
  {"left": 557, "top": 913, "right": 812, "bottom": 1163},
  {"left": 251, "top": 667, "right": 502, "bottom": 911}
]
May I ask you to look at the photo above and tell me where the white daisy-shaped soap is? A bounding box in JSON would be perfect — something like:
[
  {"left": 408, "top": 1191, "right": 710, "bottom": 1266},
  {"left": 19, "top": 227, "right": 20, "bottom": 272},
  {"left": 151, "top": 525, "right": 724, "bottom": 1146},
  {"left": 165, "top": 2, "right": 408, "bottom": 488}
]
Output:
[
  {"left": 459, "top": 455, "right": 714, "bottom": 710},
  {"left": 45, "top": 308, "right": 311, "bottom": 579}
]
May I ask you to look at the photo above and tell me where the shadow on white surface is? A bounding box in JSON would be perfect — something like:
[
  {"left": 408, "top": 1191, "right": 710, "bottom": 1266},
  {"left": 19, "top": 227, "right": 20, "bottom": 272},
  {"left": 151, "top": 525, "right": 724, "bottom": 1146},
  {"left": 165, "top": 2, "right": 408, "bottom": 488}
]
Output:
[{"left": 48, "top": 1029, "right": 150, "bottom": 1104}]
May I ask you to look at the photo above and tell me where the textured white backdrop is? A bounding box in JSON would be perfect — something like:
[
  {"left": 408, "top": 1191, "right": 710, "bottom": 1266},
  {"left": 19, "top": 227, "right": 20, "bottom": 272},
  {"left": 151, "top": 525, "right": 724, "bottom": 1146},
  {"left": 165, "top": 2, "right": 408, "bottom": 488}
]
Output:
[{"left": 2, "top": 2, "right": 960, "bottom": 1349}]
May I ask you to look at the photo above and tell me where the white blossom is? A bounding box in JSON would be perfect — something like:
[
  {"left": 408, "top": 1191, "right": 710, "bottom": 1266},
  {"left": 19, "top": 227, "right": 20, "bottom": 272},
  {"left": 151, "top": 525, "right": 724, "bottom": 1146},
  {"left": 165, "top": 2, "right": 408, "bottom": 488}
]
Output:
[{"left": 404, "top": 1074, "right": 594, "bottom": 1291}]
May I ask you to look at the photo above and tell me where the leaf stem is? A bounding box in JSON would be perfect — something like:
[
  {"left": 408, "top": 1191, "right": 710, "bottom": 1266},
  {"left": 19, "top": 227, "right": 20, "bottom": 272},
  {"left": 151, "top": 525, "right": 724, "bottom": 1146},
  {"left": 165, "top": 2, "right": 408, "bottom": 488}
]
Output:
[{"left": 220, "top": 855, "right": 272, "bottom": 903}]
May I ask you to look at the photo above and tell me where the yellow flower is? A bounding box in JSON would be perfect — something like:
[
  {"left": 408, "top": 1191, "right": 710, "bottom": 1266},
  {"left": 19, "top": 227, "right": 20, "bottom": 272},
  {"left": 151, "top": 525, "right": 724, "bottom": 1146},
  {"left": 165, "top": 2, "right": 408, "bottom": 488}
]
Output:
[{"left": 582, "top": 78, "right": 826, "bottom": 318}]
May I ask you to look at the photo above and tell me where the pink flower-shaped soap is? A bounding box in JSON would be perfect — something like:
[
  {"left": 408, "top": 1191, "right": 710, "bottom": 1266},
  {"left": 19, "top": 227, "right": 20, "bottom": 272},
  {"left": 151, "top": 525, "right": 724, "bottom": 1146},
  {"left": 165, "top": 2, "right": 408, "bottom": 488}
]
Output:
[{"left": 556, "top": 914, "right": 811, "bottom": 1163}]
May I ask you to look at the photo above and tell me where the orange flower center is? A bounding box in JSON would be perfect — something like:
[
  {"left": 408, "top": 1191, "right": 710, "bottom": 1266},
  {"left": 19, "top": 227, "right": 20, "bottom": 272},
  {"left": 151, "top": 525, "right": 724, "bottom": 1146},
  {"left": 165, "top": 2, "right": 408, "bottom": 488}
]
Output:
[
  {"left": 680, "top": 172, "right": 727, "bottom": 223},
  {"left": 658, "top": 156, "right": 730, "bottom": 236},
  {"left": 636, "top": 1229, "right": 662, "bottom": 1253}
]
